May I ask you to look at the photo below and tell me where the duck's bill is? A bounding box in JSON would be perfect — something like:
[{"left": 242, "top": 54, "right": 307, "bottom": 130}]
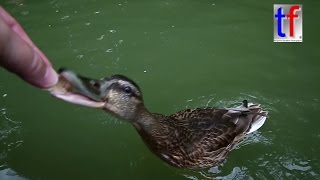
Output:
[{"left": 49, "top": 69, "right": 106, "bottom": 108}]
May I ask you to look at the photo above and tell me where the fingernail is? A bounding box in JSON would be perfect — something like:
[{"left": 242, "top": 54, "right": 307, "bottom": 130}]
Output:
[{"left": 42, "top": 66, "right": 59, "bottom": 89}]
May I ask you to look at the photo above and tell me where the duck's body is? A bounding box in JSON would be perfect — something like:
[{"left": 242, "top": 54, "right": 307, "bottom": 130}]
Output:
[
  {"left": 134, "top": 105, "right": 266, "bottom": 169},
  {"left": 50, "top": 69, "right": 268, "bottom": 169}
]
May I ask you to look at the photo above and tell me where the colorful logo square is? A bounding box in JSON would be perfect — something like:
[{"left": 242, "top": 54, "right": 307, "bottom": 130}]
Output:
[{"left": 274, "top": 4, "right": 303, "bottom": 42}]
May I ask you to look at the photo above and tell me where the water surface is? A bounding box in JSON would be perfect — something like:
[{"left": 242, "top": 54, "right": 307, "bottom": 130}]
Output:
[{"left": 1, "top": 0, "right": 320, "bottom": 179}]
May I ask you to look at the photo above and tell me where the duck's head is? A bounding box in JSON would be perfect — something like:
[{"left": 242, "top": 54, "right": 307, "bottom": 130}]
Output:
[{"left": 50, "top": 68, "right": 144, "bottom": 121}]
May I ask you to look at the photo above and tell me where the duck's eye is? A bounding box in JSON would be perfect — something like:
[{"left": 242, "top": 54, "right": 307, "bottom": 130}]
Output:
[{"left": 123, "top": 86, "right": 132, "bottom": 94}]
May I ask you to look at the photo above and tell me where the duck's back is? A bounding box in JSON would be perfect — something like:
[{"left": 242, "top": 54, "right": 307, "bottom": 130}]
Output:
[{"left": 136, "top": 104, "right": 267, "bottom": 169}]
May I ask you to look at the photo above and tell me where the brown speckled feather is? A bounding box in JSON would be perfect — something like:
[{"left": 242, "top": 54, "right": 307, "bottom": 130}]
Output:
[{"left": 136, "top": 107, "right": 263, "bottom": 169}]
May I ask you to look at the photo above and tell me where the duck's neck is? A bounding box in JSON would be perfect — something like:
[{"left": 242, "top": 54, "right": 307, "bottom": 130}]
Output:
[{"left": 132, "top": 105, "right": 157, "bottom": 132}]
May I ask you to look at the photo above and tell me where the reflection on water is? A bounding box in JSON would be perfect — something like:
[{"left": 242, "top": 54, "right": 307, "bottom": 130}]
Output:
[
  {"left": 0, "top": 168, "right": 25, "bottom": 180},
  {"left": 183, "top": 149, "right": 319, "bottom": 180}
]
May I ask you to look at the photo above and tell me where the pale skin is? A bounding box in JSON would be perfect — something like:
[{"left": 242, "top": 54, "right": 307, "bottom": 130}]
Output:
[{"left": 0, "top": 6, "right": 58, "bottom": 88}]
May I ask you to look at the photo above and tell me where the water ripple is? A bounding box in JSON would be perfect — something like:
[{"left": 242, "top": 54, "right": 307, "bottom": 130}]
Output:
[{"left": 0, "top": 107, "right": 22, "bottom": 168}]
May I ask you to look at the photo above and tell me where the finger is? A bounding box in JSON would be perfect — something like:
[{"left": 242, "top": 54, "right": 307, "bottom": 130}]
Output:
[
  {"left": 0, "top": 8, "right": 58, "bottom": 88},
  {"left": 0, "top": 6, "right": 51, "bottom": 66}
]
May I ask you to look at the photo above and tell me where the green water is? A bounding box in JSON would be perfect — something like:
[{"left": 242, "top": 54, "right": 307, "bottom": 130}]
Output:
[{"left": 1, "top": 0, "right": 320, "bottom": 179}]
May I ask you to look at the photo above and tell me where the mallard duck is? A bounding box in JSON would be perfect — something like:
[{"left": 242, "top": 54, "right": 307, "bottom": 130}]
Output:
[{"left": 49, "top": 68, "right": 268, "bottom": 169}]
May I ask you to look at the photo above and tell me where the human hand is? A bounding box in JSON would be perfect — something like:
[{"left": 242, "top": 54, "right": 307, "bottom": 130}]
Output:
[{"left": 0, "top": 6, "right": 58, "bottom": 88}]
